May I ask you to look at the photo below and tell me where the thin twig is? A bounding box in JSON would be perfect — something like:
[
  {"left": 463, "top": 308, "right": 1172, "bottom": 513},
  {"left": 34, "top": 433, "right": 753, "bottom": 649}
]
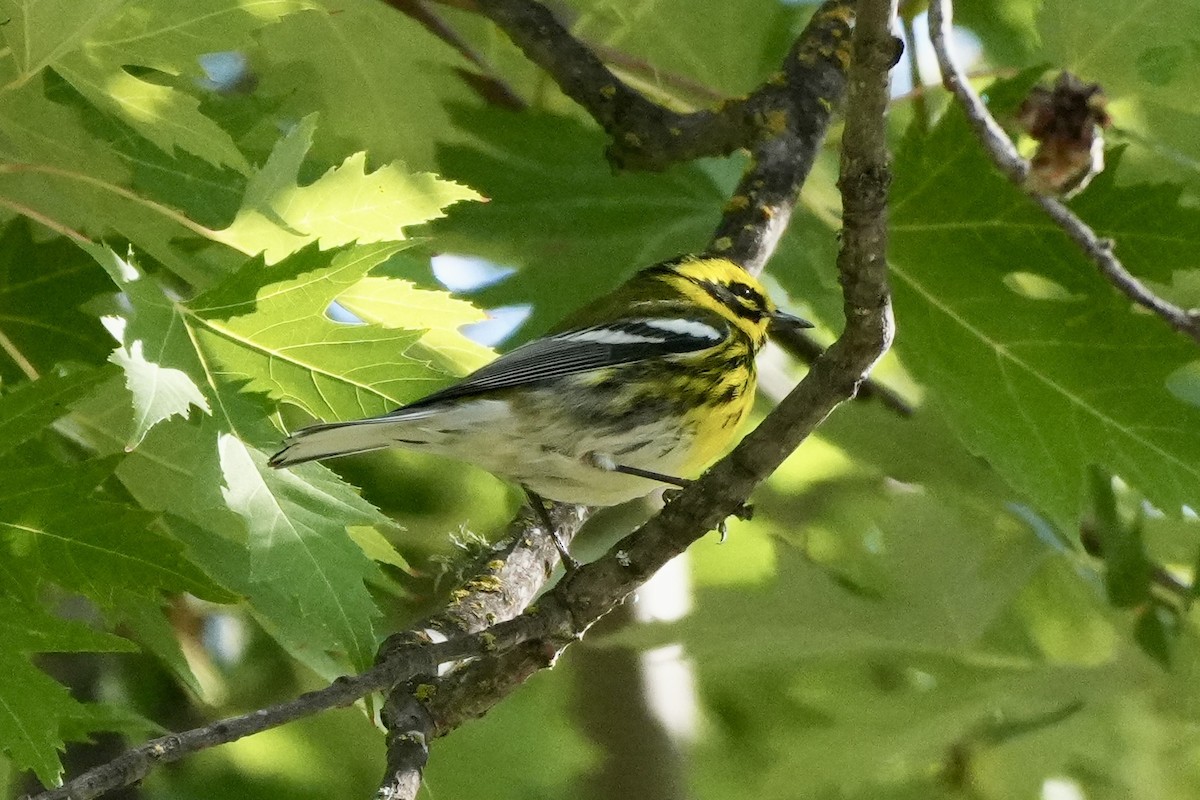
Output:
[
  {"left": 379, "top": 0, "right": 528, "bottom": 110},
  {"left": 900, "top": 13, "right": 928, "bottom": 134},
  {"left": 926, "top": 3, "right": 1025, "bottom": 182},
  {"left": 927, "top": 0, "right": 1200, "bottom": 345},
  {"left": 25, "top": 619, "right": 561, "bottom": 800},
  {"left": 590, "top": 42, "right": 727, "bottom": 106}
]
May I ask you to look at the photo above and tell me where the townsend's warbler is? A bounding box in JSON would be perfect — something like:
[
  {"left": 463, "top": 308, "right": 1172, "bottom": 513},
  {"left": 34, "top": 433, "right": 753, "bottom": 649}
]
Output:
[{"left": 269, "top": 255, "right": 809, "bottom": 558}]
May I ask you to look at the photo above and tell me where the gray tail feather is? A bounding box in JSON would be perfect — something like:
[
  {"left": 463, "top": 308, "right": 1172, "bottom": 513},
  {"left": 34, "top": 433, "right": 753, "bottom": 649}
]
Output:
[{"left": 268, "top": 417, "right": 416, "bottom": 468}]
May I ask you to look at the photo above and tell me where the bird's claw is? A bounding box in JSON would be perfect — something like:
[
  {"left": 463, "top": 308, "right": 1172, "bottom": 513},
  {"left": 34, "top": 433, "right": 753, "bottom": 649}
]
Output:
[
  {"left": 716, "top": 503, "right": 754, "bottom": 543},
  {"left": 660, "top": 489, "right": 753, "bottom": 543}
]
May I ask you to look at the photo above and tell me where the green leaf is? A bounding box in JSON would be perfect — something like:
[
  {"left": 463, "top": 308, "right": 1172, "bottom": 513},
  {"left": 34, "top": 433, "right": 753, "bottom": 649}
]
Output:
[
  {"left": 42, "top": 70, "right": 248, "bottom": 231},
  {"left": 254, "top": 0, "right": 478, "bottom": 171},
  {"left": 69, "top": 239, "right": 470, "bottom": 673},
  {"left": 0, "top": 596, "right": 134, "bottom": 787},
  {"left": 1134, "top": 602, "right": 1178, "bottom": 668},
  {"left": 0, "top": 0, "right": 127, "bottom": 80},
  {"left": 53, "top": 59, "right": 251, "bottom": 173},
  {"left": 0, "top": 78, "right": 208, "bottom": 284},
  {"left": 112, "top": 590, "right": 206, "bottom": 698},
  {"left": 0, "top": 460, "right": 232, "bottom": 606},
  {"left": 69, "top": 378, "right": 391, "bottom": 676},
  {"left": 190, "top": 243, "right": 446, "bottom": 419},
  {"left": 889, "top": 87, "right": 1200, "bottom": 528},
  {"left": 433, "top": 107, "right": 734, "bottom": 339},
  {"left": 108, "top": 343, "right": 212, "bottom": 449},
  {"left": 51, "top": 0, "right": 317, "bottom": 170},
  {"left": 218, "top": 433, "right": 383, "bottom": 669},
  {"left": 0, "top": 367, "right": 109, "bottom": 456},
  {"left": 563, "top": 0, "right": 816, "bottom": 97},
  {"left": 1037, "top": 0, "right": 1200, "bottom": 184},
  {"left": 90, "top": 247, "right": 211, "bottom": 447},
  {"left": 1039, "top": 0, "right": 1200, "bottom": 111},
  {"left": 1088, "top": 469, "right": 1154, "bottom": 608},
  {"left": 952, "top": 0, "right": 1042, "bottom": 65},
  {"left": 0, "top": 220, "right": 112, "bottom": 383},
  {"left": 679, "top": 493, "right": 1050, "bottom": 663},
  {"left": 336, "top": 254, "right": 494, "bottom": 376},
  {"left": 219, "top": 115, "right": 481, "bottom": 262}
]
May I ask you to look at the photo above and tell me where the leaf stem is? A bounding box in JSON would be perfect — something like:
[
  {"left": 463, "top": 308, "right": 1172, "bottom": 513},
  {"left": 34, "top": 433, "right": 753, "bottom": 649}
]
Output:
[
  {"left": 0, "top": 325, "right": 39, "bottom": 380},
  {"left": 0, "top": 194, "right": 91, "bottom": 246},
  {"left": 0, "top": 162, "right": 243, "bottom": 251}
]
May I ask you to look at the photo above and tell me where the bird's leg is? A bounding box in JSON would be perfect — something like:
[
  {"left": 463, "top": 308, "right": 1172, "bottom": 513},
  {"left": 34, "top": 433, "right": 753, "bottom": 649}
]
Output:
[
  {"left": 523, "top": 487, "right": 580, "bottom": 572},
  {"left": 609, "top": 462, "right": 691, "bottom": 490},
  {"left": 606, "top": 461, "right": 753, "bottom": 542}
]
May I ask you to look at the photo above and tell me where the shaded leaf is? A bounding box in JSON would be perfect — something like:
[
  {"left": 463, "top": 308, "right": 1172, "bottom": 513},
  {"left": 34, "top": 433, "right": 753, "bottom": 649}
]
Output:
[
  {"left": 0, "top": 0, "right": 127, "bottom": 80},
  {"left": 52, "top": 0, "right": 317, "bottom": 170},
  {"left": 0, "top": 460, "right": 233, "bottom": 606},
  {"left": 433, "top": 107, "right": 734, "bottom": 340},
  {"left": 0, "top": 596, "right": 134, "bottom": 787},
  {"left": 0, "top": 220, "right": 112, "bottom": 383},
  {"left": 889, "top": 84, "right": 1200, "bottom": 528},
  {"left": 0, "top": 367, "right": 109, "bottom": 456}
]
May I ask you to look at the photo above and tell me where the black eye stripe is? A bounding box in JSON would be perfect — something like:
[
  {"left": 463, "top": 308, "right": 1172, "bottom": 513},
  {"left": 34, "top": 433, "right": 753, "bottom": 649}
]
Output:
[
  {"left": 697, "top": 280, "right": 766, "bottom": 320},
  {"left": 729, "top": 282, "right": 765, "bottom": 305}
]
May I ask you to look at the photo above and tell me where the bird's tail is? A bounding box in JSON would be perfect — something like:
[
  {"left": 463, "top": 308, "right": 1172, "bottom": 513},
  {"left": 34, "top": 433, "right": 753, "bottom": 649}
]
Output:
[{"left": 268, "top": 416, "right": 425, "bottom": 468}]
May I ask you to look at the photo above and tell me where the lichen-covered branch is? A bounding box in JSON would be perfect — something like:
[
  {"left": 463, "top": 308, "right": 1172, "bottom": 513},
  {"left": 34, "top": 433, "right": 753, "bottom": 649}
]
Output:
[
  {"left": 464, "top": 0, "right": 854, "bottom": 176},
  {"left": 705, "top": 0, "right": 853, "bottom": 274}
]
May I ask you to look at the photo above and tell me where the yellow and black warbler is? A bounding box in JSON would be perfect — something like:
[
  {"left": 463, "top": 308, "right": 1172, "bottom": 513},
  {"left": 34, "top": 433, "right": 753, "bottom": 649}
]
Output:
[{"left": 269, "top": 255, "right": 809, "bottom": 557}]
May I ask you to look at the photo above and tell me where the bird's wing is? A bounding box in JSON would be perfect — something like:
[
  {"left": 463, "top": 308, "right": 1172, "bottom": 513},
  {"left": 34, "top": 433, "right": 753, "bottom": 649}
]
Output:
[{"left": 391, "top": 316, "right": 728, "bottom": 415}]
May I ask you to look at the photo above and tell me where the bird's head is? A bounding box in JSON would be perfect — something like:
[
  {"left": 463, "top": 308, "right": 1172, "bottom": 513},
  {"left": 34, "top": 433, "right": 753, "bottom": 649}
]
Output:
[{"left": 647, "top": 256, "right": 812, "bottom": 348}]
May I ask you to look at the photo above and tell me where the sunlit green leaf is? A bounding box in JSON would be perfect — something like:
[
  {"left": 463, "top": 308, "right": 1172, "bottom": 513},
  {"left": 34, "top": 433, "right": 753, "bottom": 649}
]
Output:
[{"left": 219, "top": 114, "right": 482, "bottom": 261}]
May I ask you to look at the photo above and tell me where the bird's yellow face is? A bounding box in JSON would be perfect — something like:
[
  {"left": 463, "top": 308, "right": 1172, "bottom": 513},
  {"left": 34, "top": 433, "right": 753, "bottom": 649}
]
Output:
[{"left": 650, "top": 257, "right": 803, "bottom": 349}]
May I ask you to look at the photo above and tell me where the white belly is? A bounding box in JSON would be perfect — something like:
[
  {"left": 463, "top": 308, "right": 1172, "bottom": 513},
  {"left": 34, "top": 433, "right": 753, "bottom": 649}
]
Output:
[{"left": 398, "top": 398, "right": 696, "bottom": 506}]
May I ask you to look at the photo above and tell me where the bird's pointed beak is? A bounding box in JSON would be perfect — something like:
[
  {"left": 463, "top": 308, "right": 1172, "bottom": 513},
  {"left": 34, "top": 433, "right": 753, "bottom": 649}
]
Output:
[{"left": 769, "top": 309, "right": 814, "bottom": 333}]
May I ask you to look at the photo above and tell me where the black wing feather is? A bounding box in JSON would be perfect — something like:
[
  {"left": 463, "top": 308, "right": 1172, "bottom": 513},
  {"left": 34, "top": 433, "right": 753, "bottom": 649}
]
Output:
[{"left": 392, "top": 318, "right": 726, "bottom": 414}]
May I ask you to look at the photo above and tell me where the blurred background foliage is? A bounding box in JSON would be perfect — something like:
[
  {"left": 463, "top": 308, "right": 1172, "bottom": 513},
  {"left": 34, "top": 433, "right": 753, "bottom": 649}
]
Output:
[{"left": 1, "top": 0, "right": 1199, "bottom": 798}]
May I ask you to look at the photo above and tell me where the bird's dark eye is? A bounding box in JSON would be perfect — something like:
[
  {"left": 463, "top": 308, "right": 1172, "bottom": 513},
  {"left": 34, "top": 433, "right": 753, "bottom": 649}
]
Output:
[
  {"left": 729, "top": 283, "right": 757, "bottom": 301},
  {"left": 727, "top": 282, "right": 766, "bottom": 309}
]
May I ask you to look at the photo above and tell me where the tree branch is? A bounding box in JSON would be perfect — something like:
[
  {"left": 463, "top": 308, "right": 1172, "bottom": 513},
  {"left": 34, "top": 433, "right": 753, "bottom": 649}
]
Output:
[
  {"left": 704, "top": 0, "right": 853, "bottom": 274},
  {"left": 927, "top": 0, "right": 1200, "bottom": 345},
  {"left": 377, "top": 2, "right": 856, "bottom": 793},
  {"left": 459, "top": 0, "right": 853, "bottom": 174},
  {"left": 378, "top": 0, "right": 896, "bottom": 796},
  {"left": 24, "top": 619, "right": 559, "bottom": 800}
]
